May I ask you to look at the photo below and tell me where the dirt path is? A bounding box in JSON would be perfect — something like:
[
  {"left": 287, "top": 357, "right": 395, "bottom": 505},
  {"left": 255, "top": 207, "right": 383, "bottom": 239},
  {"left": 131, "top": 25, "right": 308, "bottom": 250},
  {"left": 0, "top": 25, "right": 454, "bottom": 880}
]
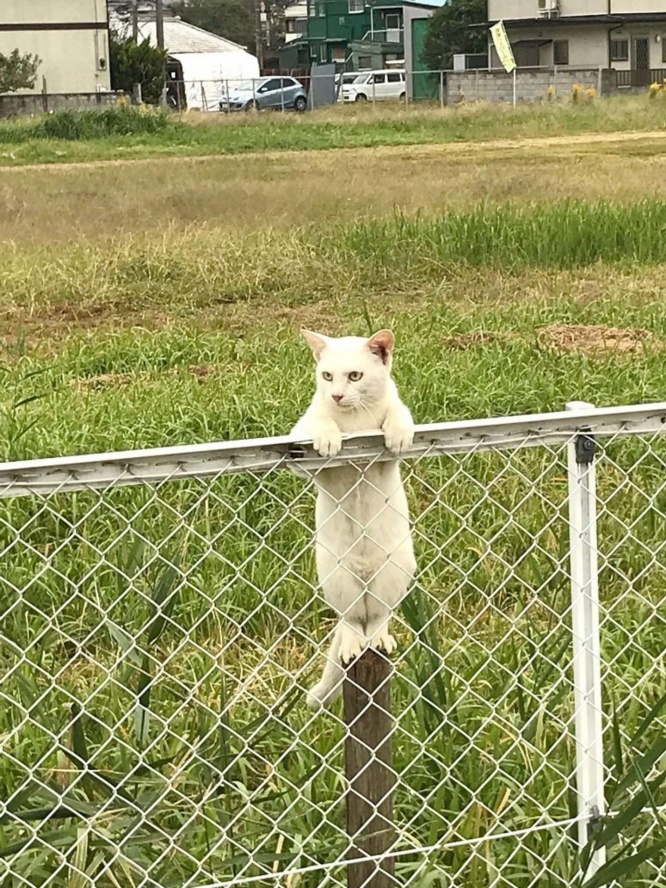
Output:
[{"left": 1, "top": 128, "right": 665, "bottom": 174}]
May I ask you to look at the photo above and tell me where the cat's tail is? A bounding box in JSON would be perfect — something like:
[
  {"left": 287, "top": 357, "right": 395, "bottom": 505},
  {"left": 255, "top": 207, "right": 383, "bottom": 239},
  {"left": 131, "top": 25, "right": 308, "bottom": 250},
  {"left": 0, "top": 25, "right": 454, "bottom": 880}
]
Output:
[{"left": 307, "top": 623, "right": 344, "bottom": 709}]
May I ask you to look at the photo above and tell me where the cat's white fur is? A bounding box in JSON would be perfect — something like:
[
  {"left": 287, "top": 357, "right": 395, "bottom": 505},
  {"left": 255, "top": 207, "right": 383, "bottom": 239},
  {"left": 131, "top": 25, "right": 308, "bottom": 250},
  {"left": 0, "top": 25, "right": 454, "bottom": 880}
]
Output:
[{"left": 292, "top": 329, "right": 416, "bottom": 708}]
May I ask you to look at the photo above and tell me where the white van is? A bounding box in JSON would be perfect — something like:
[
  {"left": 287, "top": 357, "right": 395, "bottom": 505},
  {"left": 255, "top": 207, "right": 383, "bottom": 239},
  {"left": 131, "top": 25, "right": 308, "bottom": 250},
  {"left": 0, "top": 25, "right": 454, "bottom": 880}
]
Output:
[
  {"left": 336, "top": 71, "right": 361, "bottom": 102},
  {"left": 342, "top": 69, "right": 407, "bottom": 103}
]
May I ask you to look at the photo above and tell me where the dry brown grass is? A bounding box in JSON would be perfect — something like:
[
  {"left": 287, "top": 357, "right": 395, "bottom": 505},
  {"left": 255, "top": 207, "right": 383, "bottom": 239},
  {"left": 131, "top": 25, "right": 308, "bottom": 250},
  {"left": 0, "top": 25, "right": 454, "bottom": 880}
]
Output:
[
  {"left": 2, "top": 132, "right": 666, "bottom": 245},
  {"left": 538, "top": 323, "right": 665, "bottom": 356}
]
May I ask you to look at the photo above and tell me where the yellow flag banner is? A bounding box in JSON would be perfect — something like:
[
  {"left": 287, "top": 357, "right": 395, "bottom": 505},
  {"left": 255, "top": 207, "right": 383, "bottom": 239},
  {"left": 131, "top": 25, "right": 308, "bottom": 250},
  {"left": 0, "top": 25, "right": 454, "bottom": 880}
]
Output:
[{"left": 490, "top": 21, "right": 516, "bottom": 73}]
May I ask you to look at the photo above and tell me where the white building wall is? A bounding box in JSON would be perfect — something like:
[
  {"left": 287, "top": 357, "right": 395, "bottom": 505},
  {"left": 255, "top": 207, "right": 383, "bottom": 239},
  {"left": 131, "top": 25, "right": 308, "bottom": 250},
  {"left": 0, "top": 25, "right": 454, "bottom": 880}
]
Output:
[
  {"left": 489, "top": 0, "right": 607, "bottom": 20},
  {"left": 0, "top": 0, "right": 110, "bottom": 94},
  {"left": 613, "top": 1, "right": 666, "bottom": 12},
  {"left": 285, "top": 2, "right": 308, "bottom": 43},
  {"left": 493, "top": 24, "right": 666, "bottom": 70}
]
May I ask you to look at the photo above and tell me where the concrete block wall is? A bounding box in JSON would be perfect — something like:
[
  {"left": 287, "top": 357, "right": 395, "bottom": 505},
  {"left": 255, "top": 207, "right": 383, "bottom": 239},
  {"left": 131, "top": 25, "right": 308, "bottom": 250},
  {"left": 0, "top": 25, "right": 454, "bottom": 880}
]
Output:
[
  {"left": 446, "top": 68, "right": 616, "bottom": 104},
  {"left": 0, "top": 91, "right": 120, "bottom": 119}
]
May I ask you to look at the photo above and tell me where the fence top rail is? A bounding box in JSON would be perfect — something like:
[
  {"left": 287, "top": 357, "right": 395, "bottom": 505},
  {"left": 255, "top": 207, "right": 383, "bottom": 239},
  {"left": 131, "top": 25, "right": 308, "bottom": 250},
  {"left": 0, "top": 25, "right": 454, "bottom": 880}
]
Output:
[{"left": 0, "top": 401, "right": 665, "bottom": 497}]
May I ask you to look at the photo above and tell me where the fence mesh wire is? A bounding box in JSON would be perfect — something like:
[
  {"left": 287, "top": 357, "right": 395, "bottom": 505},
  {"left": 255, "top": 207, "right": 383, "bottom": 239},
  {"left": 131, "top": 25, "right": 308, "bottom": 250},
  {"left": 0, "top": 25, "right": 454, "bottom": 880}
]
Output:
[{"left": 1, "top": 412, "right": 665, "bottom": 887}]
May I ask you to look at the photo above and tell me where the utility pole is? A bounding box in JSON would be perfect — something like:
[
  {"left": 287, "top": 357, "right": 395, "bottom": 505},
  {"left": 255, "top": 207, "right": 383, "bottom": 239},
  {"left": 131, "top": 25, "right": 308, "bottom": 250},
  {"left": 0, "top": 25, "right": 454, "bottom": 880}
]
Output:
[
  {"left": 155, "top": 0, "right": 165, "bottom": 49},
  {"left": 155, "top": 0, "right": 166, "bottom": 106},
  {"left": 132, "top": 0, "right": 139, "bottom": 40},
  {"left": 255, "top": 0, "right": 264, "bottom": 70}
]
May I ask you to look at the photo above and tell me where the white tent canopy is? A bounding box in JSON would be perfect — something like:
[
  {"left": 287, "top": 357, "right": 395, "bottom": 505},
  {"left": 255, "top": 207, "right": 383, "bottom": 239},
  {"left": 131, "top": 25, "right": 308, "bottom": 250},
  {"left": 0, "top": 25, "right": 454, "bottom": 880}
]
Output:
[{"left": 135, "top": 19, "right": 260, "bottom": 110}]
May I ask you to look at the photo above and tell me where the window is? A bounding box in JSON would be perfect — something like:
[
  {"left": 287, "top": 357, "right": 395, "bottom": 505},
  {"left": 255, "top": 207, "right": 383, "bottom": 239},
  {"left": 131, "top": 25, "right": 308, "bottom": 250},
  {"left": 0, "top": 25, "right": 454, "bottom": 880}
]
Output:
[
  {"left": 553, "top": 39, "right": 569, "bottom": 66},
  {"left": 385, "top": 13, "right": 400, "bottom": 29},
  {"left": 610, "top": 39, "right": 629, "bottom": 62},
  {"left": 348, "top": 0, "right": 364, "bottom": 13},
  {"left": 319, "top": 43, "right": 327, "bottom": 62},
  {"left": 371, "top": 73, "right": 386, "bottom": 84},
  {"left": 317, "top": 1, "right": 325, "bottom": 15},
  {"left": 387, "top": 71, "right": 402, "bottom": 82},
  {"left": 358, "top": 55, "right": 372, "bottom": 69},
  {"left": 286, "top": 17, "right": 307, "bottom": 32}
]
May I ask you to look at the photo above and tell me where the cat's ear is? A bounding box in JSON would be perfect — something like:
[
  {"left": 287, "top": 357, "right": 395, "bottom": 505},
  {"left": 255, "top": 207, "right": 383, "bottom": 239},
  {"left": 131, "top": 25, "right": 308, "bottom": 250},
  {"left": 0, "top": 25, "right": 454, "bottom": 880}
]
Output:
[
  {"left": 366, "top": 329, "right": 394, "bottom": 365},
  {"left": 301, "top": 329, "right": 329, "bottom": 362}
]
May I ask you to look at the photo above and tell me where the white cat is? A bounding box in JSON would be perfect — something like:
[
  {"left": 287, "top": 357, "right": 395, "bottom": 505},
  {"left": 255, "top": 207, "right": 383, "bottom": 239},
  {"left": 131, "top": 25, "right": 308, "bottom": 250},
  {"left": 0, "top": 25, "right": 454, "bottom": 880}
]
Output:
[{"left": 292, "top": 329, "right": 417, "bottom": 708}]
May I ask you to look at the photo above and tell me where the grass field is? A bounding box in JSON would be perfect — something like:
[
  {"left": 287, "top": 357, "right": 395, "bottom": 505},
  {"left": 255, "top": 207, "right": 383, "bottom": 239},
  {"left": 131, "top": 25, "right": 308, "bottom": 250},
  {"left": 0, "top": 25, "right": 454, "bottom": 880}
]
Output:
[
  {"left": 1, "top": 103, "right": 666, "bottom": 887},
  {"left": 0, "top": 94, "right": 664, "bottom": 167}
]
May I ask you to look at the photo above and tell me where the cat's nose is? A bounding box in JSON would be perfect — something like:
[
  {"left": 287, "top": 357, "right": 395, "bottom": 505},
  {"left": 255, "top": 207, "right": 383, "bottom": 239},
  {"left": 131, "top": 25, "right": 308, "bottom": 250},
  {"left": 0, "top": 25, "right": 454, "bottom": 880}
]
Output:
[{"left": 332, "top": 394, "right": 344, "bottom": 404}]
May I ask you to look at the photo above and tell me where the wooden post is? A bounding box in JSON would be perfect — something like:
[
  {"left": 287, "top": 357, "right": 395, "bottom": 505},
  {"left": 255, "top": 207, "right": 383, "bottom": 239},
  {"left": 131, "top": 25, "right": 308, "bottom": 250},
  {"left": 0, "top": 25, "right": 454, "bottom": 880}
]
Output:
[{"left": 344, "top": 649, "right": 396, "bottom": 888}]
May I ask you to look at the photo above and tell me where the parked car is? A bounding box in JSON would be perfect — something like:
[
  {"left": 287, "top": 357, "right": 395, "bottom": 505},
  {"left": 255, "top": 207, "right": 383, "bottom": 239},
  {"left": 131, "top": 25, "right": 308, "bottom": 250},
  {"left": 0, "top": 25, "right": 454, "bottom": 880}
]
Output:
[
  {"left": 335, "top": 71, "right": 360, "bottom": 102},
  {"left": 342, "top": 69, "right": 406, "bottom": 103},
  {"left": 220, "top": 77, "right": 308, "bottom": 112}
]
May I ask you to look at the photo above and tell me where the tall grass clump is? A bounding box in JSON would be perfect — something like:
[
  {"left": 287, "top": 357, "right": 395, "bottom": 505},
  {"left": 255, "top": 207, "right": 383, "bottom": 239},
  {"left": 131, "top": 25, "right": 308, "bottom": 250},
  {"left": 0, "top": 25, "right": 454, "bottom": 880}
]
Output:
[
  {"left": 0, "top": 106, "right": 175, "bottom": 144},
  {"left": 337, "top": 200, "right": 666, "bottom": 272}
]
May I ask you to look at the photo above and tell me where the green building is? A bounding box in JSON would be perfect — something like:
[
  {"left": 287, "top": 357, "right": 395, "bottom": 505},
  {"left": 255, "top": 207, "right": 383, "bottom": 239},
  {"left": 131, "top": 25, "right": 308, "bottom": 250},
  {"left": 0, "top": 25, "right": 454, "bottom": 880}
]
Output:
[{"left": 293, "top": 0, "right": 448, "bottom": 71}]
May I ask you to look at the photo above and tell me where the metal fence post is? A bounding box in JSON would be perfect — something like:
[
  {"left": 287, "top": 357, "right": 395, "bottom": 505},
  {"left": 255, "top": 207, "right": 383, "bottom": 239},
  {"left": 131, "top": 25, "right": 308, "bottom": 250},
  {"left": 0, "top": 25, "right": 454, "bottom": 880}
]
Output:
[
  {"left": 566, "top": 400, "right": 606, "bottom": 877},
  {"left": 439, "top": 70, "right": 444, "bottom": 108}
]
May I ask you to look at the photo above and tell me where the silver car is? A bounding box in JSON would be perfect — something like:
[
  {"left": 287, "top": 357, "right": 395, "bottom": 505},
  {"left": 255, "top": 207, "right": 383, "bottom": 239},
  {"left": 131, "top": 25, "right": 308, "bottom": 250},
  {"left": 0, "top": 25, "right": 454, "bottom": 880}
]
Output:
[{"left": 220, "top": 76, "right": 308, "bottom": 113}]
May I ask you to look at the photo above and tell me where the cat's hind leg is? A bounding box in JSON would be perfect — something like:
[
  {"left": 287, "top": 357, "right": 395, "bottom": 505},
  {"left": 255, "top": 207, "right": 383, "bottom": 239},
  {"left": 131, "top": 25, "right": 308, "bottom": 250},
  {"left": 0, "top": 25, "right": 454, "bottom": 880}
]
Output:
[
  {"left": 365, "top": 553, "right": 415, "bottom": 655},
  {"left": 307, "top": 623, "right": 345, "bottom": 709},
  {"left": 319, "top": 557, "right": 368, "bottom": 663}
]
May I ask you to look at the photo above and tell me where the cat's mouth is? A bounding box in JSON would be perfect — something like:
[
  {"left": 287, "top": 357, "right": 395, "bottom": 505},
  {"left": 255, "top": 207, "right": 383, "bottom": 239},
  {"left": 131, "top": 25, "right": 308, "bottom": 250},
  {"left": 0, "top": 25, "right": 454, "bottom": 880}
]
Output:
[{"left": 334, "top": 401, "right": 359, "bottom": 411}]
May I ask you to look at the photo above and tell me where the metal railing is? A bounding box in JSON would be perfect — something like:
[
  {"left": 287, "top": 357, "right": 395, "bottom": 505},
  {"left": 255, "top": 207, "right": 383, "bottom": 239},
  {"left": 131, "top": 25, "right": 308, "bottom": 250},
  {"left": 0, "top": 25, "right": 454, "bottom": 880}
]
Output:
[
  {"left": 616, "top": 67, "right": 666, "bottom": 88},
  {"left": 2, "top": 401, "right": 666, "bottom": 886},
  {"left": 360, "top": 28, "right": 404, "bottom": 44}
]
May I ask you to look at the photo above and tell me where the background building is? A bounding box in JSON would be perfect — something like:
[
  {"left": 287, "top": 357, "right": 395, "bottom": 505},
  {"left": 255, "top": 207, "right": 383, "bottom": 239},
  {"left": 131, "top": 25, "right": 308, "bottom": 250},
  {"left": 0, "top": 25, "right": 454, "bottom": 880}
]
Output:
[{"left": 0, "top": 0, "right": 110, "bottom": 94}]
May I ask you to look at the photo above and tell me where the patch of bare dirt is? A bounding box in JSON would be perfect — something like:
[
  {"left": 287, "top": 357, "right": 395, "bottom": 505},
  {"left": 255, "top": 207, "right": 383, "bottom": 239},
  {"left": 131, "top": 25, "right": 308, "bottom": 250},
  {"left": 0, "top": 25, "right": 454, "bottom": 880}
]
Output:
[
  {"left": 71, "top": 362, "right": 229, "bottom": 390},
  {"left": 72, "top": 372, "right": 134, "bottom": 390},
  {"left": 538, "top": 323, "right": 663, "bottom": 356}
]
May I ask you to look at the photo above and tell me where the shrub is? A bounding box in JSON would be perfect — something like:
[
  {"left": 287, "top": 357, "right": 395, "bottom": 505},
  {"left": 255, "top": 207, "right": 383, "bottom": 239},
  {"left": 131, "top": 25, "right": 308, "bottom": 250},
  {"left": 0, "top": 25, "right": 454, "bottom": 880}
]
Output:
[
  {"left": 109, "top": 33, "right": 168, "bottom": 105},
  {"left": 32, "top": 107, "right": 174, "bottom": 140},
  {"left": 0, "top": 48, "right": 41, "bottom": 93}
]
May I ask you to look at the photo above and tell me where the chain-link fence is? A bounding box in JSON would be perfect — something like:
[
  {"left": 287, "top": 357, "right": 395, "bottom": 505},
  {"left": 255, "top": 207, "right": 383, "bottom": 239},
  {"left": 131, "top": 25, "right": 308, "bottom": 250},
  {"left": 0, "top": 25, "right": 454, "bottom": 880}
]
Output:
[
  {"left": 2, "top": 401, "right": 666, "bottom": 887},
  {"left": 161, "top": 66, "right": 633, "bottom": 113}
]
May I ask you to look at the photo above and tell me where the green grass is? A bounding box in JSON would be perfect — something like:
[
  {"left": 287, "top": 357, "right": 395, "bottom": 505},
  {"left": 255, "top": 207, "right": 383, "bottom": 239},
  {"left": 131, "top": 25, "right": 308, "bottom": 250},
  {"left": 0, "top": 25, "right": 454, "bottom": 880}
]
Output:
[
  {"left": 342, "top": 200, "right": 666, "bottom": 270},
  {"left": 0, "top": 95, "right": 664, "bottom": 166},
  {"left": 7, "top": 200, "right": 666, "bottom": 333},
  {"left": 2, "top": 286, "right": 666, "bottom": 885},
  {"left": 1, "top": 171, "right": 666, "bottom": 883}
]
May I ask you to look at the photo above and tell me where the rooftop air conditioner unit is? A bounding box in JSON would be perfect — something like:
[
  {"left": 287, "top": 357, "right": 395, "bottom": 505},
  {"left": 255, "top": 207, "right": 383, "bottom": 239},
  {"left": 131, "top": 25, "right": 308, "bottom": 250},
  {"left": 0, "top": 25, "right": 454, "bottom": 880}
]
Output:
[{"left": 538, "top": 0, "right": 560, "bottom": 19}]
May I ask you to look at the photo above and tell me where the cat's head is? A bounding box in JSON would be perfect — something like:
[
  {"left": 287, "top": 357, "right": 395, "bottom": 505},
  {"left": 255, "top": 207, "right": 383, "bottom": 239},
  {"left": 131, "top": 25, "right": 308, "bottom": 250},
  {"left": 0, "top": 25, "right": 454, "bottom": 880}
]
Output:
[{"left": 301, "top": 329, "right": 394, "bottom": 410}]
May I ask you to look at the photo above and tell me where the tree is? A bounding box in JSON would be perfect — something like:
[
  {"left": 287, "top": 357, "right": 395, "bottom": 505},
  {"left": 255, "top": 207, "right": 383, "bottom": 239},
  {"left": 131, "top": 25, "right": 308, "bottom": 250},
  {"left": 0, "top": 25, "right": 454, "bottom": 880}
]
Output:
[
  {"left": 423, "top": 0, "right": 487, "bottom": 72},
  {"left": 109, "top": 33, "right": 168, "bottom": 105},
  {"left": 0, "top": 48, "right": 41, "bottom": 94},
  {"left": 170, "top": 0, "right": 255, "bottom": 53}
]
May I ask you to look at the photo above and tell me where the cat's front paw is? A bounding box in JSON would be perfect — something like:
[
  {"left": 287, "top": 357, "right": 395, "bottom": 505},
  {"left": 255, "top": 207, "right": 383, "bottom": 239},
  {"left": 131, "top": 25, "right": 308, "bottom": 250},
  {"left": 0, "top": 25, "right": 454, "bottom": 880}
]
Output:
[
  {"left": 313, "top": 425, "right": 342, "bottom": 459},
  {"left": 338, "top": 626, "right": 365, "bottom": 664},
  {"left": 383, "top": 420, "right": 414, "bottom": 455},
  {"left": 370, "top": 630, "right": 397, "bottom": 655}
]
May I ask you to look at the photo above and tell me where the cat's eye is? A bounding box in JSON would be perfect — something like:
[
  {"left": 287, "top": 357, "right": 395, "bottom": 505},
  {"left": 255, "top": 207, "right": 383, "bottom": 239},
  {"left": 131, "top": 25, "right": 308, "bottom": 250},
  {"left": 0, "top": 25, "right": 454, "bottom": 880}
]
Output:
[
  {"left": 322, "top": 371, "right": 333, "bottom": 381},
  {"left": 348, "top": 371, "right": 363, "bottom": 382}
]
